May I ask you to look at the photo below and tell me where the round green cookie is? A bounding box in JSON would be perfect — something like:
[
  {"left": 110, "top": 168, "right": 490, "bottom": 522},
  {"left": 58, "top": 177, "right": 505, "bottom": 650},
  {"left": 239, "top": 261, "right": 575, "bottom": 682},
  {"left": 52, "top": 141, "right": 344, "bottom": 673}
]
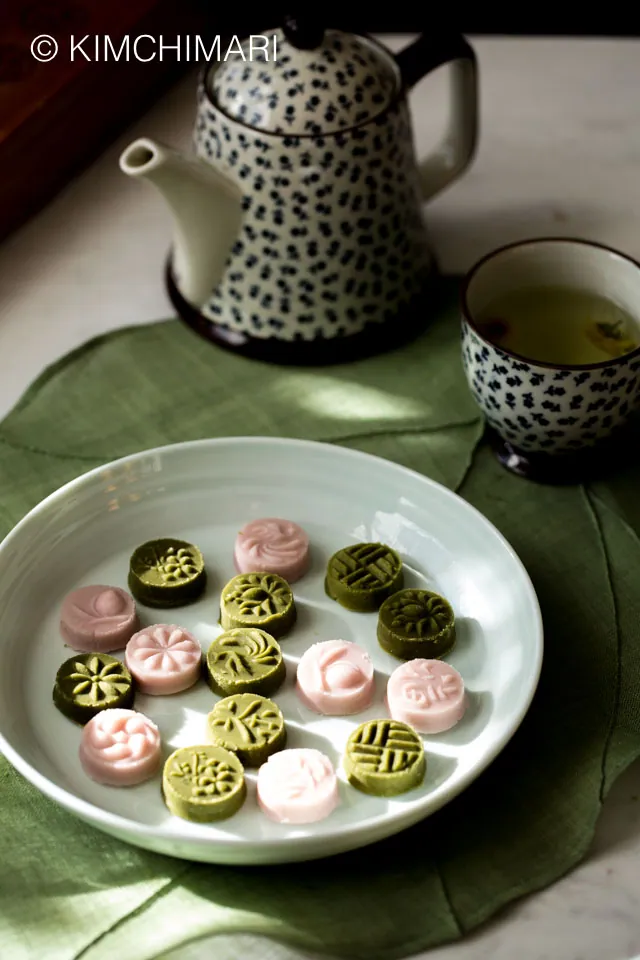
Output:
[
  {"left": 128, "top": 538, "right": 206, "bottom": 608},
  {"left": 219, "top": 573, "right": 296, "bottom": 638},
  {"left": 324, "top": 542, "right": 403, "bottom": 612},
  {"left": 53, "top": 653, "right": 134, "bottom": 725},
  {"left": 162, "top": 745, "right": 246, "bottom": 822},
  {"left": 377, "top": 588, "right": 456, "bottom": 660},
  {"left": 343, "top": 719, "right": 426, "bottom": 796},
  {"left": 207, "top": 693, "right": 286, "bottom": 766},
  {"left": 206, "top": 628, "right": 285, "bottom": 697}
]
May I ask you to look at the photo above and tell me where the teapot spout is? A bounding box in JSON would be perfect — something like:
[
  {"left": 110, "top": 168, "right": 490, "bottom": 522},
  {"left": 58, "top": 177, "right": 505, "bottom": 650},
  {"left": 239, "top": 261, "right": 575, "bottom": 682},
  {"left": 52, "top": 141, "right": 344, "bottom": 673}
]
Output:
[{"left": 119, "top": 137, "right": 243, "bottom": 309}]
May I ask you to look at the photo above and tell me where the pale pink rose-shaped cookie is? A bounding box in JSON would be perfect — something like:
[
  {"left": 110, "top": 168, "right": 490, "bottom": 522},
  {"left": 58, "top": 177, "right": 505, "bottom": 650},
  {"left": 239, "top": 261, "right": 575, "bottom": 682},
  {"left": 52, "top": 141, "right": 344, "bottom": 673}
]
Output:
[
  {"left": 296, "top": 639, "right": 374, "bottom": 716},
  {"left": 60, "top": 585, "right": 139, "bottom": 652},
  {"left": 125, "top": 624, "right": 202, "bottom": 695},
  {"left": 234, "top": 517, "right": 309, "bottom": 583},
  {"left": 387, "top": 659, "right": 466, "bottom": 734},
  {"left": 257, "top": 748, "right": 338, "bottom": 824},
  {"left": 79, "top": 709, "right": 161, "bottom": 785}
]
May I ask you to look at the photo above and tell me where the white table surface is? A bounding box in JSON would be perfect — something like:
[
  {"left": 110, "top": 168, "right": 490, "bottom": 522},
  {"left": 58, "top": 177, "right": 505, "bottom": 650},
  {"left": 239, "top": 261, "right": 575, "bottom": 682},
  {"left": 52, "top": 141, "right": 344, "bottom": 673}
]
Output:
[{"left": 2, "top": 35, "right": 640, "bottom": 960}]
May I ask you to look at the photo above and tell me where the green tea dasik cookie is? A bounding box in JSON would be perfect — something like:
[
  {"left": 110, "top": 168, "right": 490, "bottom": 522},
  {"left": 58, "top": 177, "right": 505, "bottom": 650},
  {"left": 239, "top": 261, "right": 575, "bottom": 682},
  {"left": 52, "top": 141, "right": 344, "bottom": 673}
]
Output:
[
  {"left": 162, "top": 745, "right": 246, "bottom": 822},
  {"left": 128, "top": 538, "right": 206, "bottom": 608},
  {"left": 53, "top": 653, "right": 134, "bottom": 725},
  {"left": 220, "top": 573, "right": 296, "bottom": 638},
  {"left": 207, "top": 693, "right": 286, "bottom": 766},
  {"left": 206, "top": 628, "right": 285, "bottom": 696},
  {"left": 325, "top": 542, "right": 403, "bottom": 612},
  {"left": 344, "top": 719, "right": 426, "bottom": 796},
  {"left": 377, "top": 588, "right": 456, "bottom": 660}
]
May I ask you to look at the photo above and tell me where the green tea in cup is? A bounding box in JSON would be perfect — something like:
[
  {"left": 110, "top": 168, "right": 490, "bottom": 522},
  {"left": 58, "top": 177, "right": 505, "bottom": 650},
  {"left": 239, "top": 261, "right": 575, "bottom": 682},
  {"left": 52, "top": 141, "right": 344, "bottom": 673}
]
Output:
[
  {"left": 460, "top": 238, "right": 640, "bottom": 479},
  {"left": 476, "top": 285, "right": 639, "bottom": 366}
]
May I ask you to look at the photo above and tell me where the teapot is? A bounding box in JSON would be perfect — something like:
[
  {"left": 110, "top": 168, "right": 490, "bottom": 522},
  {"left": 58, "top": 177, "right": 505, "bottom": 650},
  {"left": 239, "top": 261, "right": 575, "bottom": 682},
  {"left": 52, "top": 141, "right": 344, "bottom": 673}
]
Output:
[{"left": 119, "top": 19, "right": 478, "bottom": 364}]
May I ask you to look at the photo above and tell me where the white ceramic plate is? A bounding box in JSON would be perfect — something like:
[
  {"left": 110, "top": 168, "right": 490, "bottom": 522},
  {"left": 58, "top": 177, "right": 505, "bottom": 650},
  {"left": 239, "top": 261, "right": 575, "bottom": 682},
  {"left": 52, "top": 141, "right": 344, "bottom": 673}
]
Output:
[{"left": 0, "top": 438, "right": 543, "bottom": 865}]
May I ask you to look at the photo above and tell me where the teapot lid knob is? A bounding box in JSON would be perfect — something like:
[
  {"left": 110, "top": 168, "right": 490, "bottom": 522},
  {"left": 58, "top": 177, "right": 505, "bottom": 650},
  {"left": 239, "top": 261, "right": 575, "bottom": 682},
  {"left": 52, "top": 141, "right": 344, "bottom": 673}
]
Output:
[{"left": 282, "top": 14, "right": 325, "bottom": 50}]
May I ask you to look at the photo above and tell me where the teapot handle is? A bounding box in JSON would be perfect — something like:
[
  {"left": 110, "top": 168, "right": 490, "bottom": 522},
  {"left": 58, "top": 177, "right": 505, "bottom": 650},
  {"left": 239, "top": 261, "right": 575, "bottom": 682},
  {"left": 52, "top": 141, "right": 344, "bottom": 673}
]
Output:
[{"left": 395, "top": 33, "right": 478, "bottom": 202}]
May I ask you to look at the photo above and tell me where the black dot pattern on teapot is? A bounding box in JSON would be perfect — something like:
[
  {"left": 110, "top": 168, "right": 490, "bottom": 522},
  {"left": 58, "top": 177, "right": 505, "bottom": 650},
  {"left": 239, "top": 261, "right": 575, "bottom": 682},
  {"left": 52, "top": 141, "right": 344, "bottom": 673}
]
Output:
[
  {"left": 193, "top": 88, "right": 434, "bottom": 342},
  {"left": 208, "top": 28, "right": 396, "bottom": 136}
]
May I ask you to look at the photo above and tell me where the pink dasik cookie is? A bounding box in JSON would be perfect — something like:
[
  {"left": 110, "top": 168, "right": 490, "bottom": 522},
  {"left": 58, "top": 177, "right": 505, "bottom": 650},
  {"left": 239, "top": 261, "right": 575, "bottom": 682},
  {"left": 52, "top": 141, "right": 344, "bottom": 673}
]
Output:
[
  {"left": 257, "top": 748, "right": 338, "bottom": 824},
  {"left": 125, "top": 624, "right": 202, "bottom": 695},
  {"left": 387, "top": 659, "right": 466, "bottom": 734},
  {"left": 79, "top": 709, "right": 161, "bottom": 785},
  {"left": 60, "top": 585, "right": 139, "bottom": 653},
  {"left": 234, "top": 518, "right": 309, "bottom": 583},
  {"left": 296, "top": 639, "right": 375, "bottom": 716}
]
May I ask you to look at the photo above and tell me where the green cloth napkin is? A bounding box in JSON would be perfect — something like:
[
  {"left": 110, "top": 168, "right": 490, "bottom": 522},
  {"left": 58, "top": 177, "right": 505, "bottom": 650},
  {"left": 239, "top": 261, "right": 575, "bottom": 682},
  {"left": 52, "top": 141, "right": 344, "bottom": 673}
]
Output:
[{"left": 1, "top": 278, "right": 640, "bottom": 960}]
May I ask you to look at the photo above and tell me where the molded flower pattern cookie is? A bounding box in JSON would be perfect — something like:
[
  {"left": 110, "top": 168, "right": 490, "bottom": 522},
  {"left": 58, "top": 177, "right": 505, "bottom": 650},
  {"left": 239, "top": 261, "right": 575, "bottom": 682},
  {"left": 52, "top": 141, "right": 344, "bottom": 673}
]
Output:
[
  {"left": 125, "top": 624, "right": 202, "bottom": 695},
  {"left": 79, "top": 709, "right": 161, "bottom": 785},
  {"left": 60, "top": 584, "right": 139, "bottom": 652},
  {"left": 387, "top": 659, "right": 466, "bottom": 734},
  {"left": 220, "top": 572, "right": 296, "bottom": 638},
  {"left": 324, "top": 542, "right": 403, "bottom": 611},
  {"left": 162, "top": 745, "right": 246, "bottom": 822},
  {"left": 377, "top": 588, "right": 456, "bottom": 660},
  {"left": 296, "top": 639, "right": 374, "bottom": 715},
  {"left": 53, "top": 653, "right": 134, "bottom": 724},
  {"left": 128, "top": 538, "right": 206, "bottom": 608},
  {"left": 234, "top": 517, "right": 310, "bottom": 582},
  {"left": 205, "top": 628, "right": 285, "bottom": 697},
  {"left": 344, "top": 719, "right": 426, "bottom": 796},
  {"left": 257, "top": 748, "right": 339, "bottom": 823},
  {"left": 207, "top": 693, "right": 286, "bottom": 766}
]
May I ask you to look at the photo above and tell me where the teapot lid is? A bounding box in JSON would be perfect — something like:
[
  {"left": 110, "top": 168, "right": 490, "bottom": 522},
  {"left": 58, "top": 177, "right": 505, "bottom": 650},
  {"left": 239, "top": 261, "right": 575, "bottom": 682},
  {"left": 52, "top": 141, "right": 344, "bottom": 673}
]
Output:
[{"left": 208, "top": 20, "right": 399, "bottom": 136}]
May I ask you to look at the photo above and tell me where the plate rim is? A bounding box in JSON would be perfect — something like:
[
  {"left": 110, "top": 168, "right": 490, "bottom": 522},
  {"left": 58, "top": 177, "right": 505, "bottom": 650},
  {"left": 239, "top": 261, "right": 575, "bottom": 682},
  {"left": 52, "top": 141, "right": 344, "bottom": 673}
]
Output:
[{"left": 0, "top": 436, "right": 544, "bottom": 860}]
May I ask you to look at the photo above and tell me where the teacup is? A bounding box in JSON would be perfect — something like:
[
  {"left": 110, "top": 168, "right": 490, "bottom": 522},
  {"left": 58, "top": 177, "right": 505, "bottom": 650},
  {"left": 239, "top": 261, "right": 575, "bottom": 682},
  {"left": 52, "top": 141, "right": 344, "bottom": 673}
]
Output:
[{"left": 460, "top": 238, "right": 640, "bottom": 479}]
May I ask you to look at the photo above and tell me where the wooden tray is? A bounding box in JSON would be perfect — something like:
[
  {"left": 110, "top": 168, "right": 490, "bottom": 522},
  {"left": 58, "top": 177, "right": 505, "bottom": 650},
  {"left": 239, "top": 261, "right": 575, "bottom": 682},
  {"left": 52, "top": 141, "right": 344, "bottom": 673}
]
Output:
[{"left": 0, "top": 0, "right": 208, "bottom": 243}]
